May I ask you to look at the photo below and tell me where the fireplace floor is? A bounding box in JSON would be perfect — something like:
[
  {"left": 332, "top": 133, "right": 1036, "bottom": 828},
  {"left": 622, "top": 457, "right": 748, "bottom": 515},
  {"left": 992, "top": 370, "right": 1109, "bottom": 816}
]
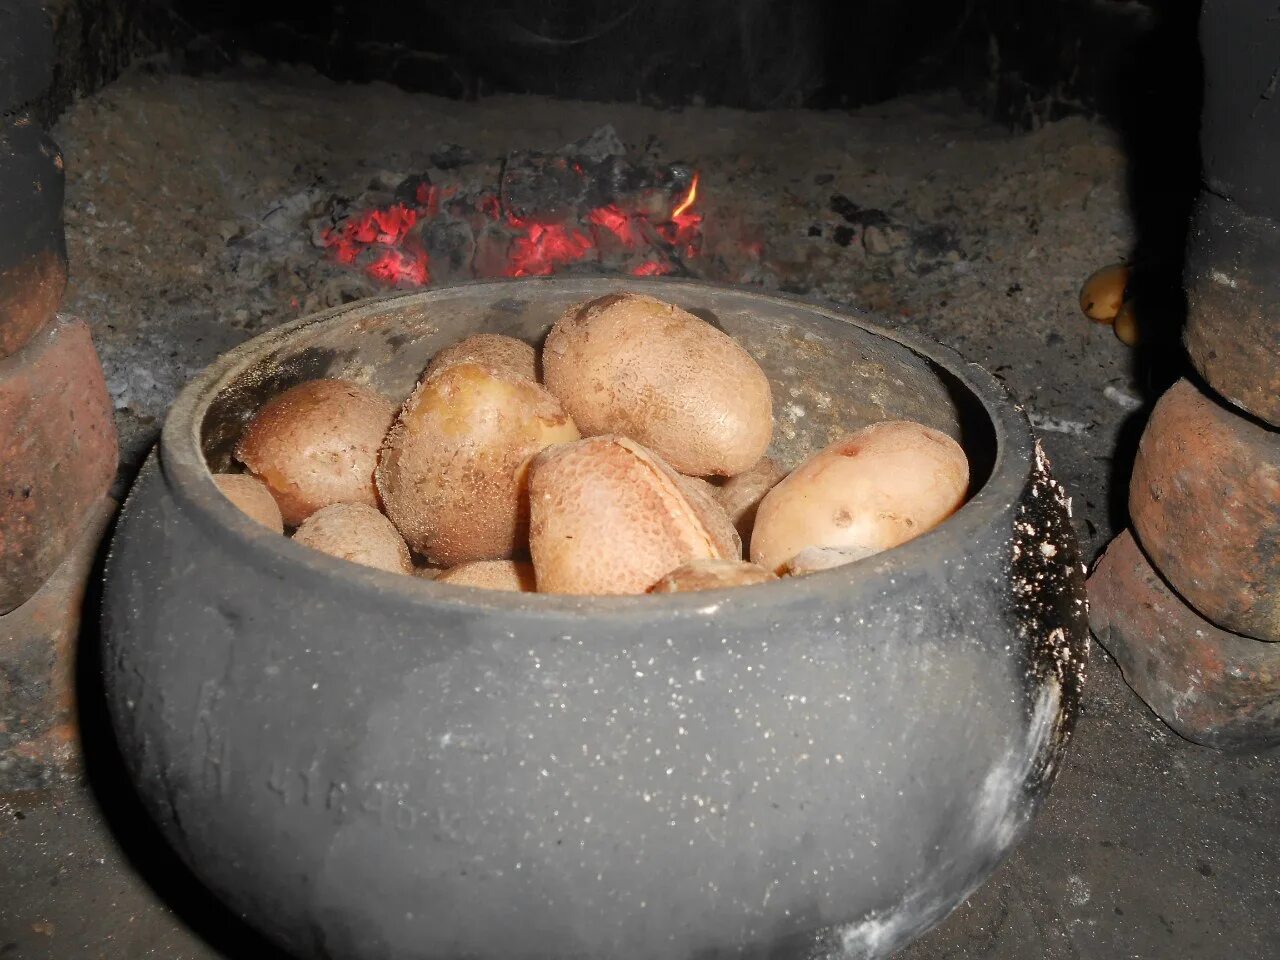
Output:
[{"left": 3, "top": 61, "right": 1278, "bottom": 959}]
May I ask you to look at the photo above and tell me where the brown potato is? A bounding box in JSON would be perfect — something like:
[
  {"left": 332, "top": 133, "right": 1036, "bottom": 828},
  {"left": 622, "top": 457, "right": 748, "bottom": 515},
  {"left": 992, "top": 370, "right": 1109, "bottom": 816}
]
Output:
[
  {"left": 674, "top": 474, "right": 742, "bottom": 561},
  {"left": 712, "top": 455, "right": 786, "bottom": 545},
  {"left": 436, "top": 559, "right": 537, "bottom": 592},
  {"left": 751, "top": 421, "right": 969, "bottom": 574},
  {"left": 424, "top": 333, "right": 537, "bottom": 382},
  {"left": 1079, "top": 263, "right": 1130, "bottom": 323},
  {"left": 649, "top": 559, "right": 775, "bottom": 593},
  {"left": 529, "top": 436, "right": 740, "bottom": 595},
  {"left": 236, "top": 378, "right": 395, "bottom": 526},
  {"left": 376, "top": 362, "right": 579, "bottom": 567},
  {"left": 542, "top": 292, "right": 773, "bottom": 476},
  {"left": 291, "top": 502, "right": 412, "bottom": 574},
  {"left": 212, "top": 473, "right": 284, "bottom": 533}
]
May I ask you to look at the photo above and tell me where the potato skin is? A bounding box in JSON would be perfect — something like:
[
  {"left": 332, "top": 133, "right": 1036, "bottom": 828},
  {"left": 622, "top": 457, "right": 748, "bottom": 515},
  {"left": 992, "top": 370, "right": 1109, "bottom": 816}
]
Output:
[
  {"left": 1079, "top": 263, "right": 1129, "bottom": 323},
  {"left": 529, "top": 436, "right": 737, "bottom": 595},
  {"left": 750, "top": 421, "right": 969, "bottom": 574},
  {"left": 212, "top": 473, "right": 284, "bottom": 533},
  {"left": 649, "top": 559, "right": 775, "bottom": 593},
  {"left": 712, "top": 456, "right": 786, "bottom": 545},
  {"left": 542, "top": 292, "right": 773, "bottom": 476},
  {"left": 424, "top": 334, "right": 537, "bottom": 382},
  {"left": 291, "top": 502, "right": 412, "bottom": 574},
  {"left": 436, "top": 559, "right": 537, "bottom": 592},
  {"left": 235, "top": 378, "right": 395, "bottom": 527},
  {"left": 376, "top": 362, "right": 579, "bottom": 567}
]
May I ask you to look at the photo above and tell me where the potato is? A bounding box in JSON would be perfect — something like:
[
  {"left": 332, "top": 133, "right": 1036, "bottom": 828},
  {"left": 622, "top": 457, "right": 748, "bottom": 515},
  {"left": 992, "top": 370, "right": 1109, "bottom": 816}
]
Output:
[
  {"left": 542, "top": 292, "right": 773, "bottom": 476},
  {"left": 1113, "top": 300, "right": 1140, "bottom": 346},
  {"left": 436, "top": 559, "right": 537, "bottom": 592},
  {"left": 1079, "top": 263, "right": 1129, "bottom": 323},
  {"left": 529, "top": 436, "right": 741, "bottom": 595},
  {"left": 236, "top": 378, "right": 395, "bottom": 527},
  {"left": 376, "top": 362, "right": 579, "bottom": 566},
  {"left": 212, "top": 473, "right": 284, "bottom": 533},
  {"left": 649, "top": 559, "right": 775, "bottom": 593},
  {"left": 750, "top": 421, "right": 969, "bottom": 574},
  {"left": 712, "top": 455, "right": 786, "bottom": 545},
  {"left": 424, "top": 333, "right": 537, "bottom": 382},
  {"left": 291, "top": 502, "right": 412, "bottom": 574},
  {"left": 783, "top": 546, "right": 865, "bottom": 577}
]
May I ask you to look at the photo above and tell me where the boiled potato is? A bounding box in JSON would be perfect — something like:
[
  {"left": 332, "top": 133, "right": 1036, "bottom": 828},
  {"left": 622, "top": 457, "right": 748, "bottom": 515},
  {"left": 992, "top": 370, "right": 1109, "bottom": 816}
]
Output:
[
  {"left": 649, "top": 559, "right": 775, "bottom": 593},
  {"left": 291, "top": 502, "right": 412, "bottom": 574},
  {"left": 236, "top": 378, "right": 395, "bottom": 526},
  {"left": 212, "top": 473, "right": 284, "bottom": 533},
  {"left": 712, "top": 455, "right": 786, "bottom": 545},
  {"left": 751, "top": 421, "right": 969, "bottom": 574},
  {"left": 783, "top": 546, "right": 866, "bottom": 577},
  {"left": 424, "top": 333, "right": 537, "bottom": 382},
  {"left": 542, "top": 292, "right": 773, "bottom": 476},
  {"left": 436, "top": 559, "right": 537, "bottom": 592},
  {"left": 376, "top": 362, "right": 579, "bottom": 566},
  {"left": 529, "top": 436, "right": 741, "bottom": 595}
]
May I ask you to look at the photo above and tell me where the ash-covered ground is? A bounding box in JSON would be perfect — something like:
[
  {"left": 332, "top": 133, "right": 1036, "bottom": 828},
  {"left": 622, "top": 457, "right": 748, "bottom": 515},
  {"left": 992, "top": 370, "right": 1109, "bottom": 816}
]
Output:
[{"left": 4, "top": 59, "right": 1276, "bottom": 960}]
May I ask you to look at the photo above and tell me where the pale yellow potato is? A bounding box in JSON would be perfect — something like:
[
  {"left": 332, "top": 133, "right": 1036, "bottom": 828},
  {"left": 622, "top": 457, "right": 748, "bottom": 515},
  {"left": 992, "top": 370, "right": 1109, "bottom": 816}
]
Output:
[
  {"left": 291, "top": 502, "right": 412, "bottom": 574},
  {"left": 436, "top": 559, "right": 537, "bottom": 592},
  {"left": 424, "top": 333, "right": 538, "bottom": 382},
  {"left": 750, "top": 421, "right": 969, "bottom": 574},
  {"left": 376, "top": 362, "right": 579, "bottom": 567},
  {"left": 542, "top": 292, "right": 773, "bottom": 476},
  {"left": 236, "top": 378, "right": 395, "bottom": 527},
  {"left": 649, "top": 559, "right": 775, "bottom": 593},
  {"left": 529, "top": 436, "right": 740, "bottom": 595},
  {"left": 212, "top": 473, "right": 284, "bottom": 533}
]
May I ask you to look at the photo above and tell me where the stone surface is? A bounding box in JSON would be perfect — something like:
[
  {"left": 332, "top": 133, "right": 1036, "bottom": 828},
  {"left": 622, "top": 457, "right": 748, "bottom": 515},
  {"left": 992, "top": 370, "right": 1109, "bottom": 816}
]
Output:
[
  {"left": 1130, "top": 378, "right": 1280, "bottom": 641},
  {"left": 0, "top": 247, "right": 66, "bottom": 358},
  {"left": 0, "top": 315, "right": 118, "bottom": 614},
  {"left": 1184, "top": 192, "right": 1280, "bottom": 427},
  {"left": 1089, "top": 530, "right": 1280, "bottom": 751},
  {"left": 0, "top": 496, "right": 115, "bottom": 793}
]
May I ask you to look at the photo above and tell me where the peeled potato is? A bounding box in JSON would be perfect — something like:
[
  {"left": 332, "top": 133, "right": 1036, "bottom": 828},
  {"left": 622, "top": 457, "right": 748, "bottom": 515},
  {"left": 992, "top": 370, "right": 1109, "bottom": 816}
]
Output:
[
  {"left": 376, "top": 362, "right": 580, "bottom": 566},
  {"left": 291, "top": 502, "right": 412, "bottom": 574},
  {"left": 436, "top": 559, "right": 537, "bottom": 592},
  {"left": 212, "top": 473, "right": 284, "bottom": 533},
  {"left": 529, "top": 436, "right": 741, "bottom": 595},
  {"left": 649, "top": 559, "right": 775, "bottom": 593},
  {"left": 424, "top": 333, "right": 537, "bottom": 382},
  {"left": 236, "top": 378, "right": 395, "bottom": 526},
  {"left": 543, "top": 292, "right": 773, "bottom": 476},
  {"left": 712, "top": 456, "right": 786, "bottom": 545},
  {"left": 1079, "top": 263, "right": 1129, "bottom": 323},
  {"left": 751, "top": 421, "right": 969, "bottom": 574}
]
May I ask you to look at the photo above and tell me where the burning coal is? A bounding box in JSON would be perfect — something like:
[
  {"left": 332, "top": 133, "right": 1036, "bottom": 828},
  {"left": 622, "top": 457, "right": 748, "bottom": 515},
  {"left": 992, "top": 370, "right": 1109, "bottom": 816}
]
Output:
[{"left": 320, "top": 128, "right": 704, "bottom": 287}]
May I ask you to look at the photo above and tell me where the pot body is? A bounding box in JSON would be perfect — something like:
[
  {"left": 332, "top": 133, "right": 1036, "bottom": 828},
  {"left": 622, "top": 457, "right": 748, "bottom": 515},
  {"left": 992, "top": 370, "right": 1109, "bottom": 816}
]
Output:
[{"left": 102, "top": 279, "right": 1087, "bottom": 960}]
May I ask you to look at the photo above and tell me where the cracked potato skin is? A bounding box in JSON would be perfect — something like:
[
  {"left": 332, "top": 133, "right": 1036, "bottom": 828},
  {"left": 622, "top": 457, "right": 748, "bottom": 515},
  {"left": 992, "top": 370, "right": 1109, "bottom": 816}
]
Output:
[{"left": 529, "top": 436, "right": 739, "bottom": 595}]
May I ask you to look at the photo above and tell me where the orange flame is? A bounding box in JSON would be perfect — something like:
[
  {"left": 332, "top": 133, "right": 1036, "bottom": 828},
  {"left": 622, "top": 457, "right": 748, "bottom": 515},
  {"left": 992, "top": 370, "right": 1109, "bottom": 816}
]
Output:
[{"left": 671, "top": 172, "right": 699, "bottom": 219}]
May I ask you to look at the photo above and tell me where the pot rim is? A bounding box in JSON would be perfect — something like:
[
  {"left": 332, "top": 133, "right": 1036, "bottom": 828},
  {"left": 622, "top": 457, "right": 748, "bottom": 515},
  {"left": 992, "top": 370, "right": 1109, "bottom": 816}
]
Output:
[{"left": 157, "top": 277, "right": 1034, "bottom": 620}]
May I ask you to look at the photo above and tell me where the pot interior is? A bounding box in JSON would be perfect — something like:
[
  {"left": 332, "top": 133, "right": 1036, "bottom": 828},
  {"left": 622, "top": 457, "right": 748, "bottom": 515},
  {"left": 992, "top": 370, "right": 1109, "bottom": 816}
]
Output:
[{"left": 197, "top": 279, "right": 998, "bottom": 499}]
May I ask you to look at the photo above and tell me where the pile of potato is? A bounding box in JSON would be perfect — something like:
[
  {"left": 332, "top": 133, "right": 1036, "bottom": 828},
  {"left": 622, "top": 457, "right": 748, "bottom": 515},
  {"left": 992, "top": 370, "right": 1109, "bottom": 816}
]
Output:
[{"left": 213, "top": 292, "right": 970, "bottom": 594}]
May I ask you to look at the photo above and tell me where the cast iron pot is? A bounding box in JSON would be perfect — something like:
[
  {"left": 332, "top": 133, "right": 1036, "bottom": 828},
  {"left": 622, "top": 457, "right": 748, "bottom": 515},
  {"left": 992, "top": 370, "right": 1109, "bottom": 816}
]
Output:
[{"left": 102, "top": 278, "right": 1088, "bottom": 960}]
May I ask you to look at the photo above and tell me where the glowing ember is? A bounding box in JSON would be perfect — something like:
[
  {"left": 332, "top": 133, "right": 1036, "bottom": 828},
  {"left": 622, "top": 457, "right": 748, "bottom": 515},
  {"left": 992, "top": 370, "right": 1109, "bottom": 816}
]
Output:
[
  {"left": 320, "top": 166, "right": 704, "bottom": 287},
  {"left": 507, "top": 223, "right": 594, "bottom": 277}
]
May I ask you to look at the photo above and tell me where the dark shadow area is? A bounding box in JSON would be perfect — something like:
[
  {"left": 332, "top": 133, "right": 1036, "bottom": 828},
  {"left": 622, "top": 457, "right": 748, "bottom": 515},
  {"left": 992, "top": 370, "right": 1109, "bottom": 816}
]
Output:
[{"left": 73, "top": 493, "right": 293, "bottom": 960}]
